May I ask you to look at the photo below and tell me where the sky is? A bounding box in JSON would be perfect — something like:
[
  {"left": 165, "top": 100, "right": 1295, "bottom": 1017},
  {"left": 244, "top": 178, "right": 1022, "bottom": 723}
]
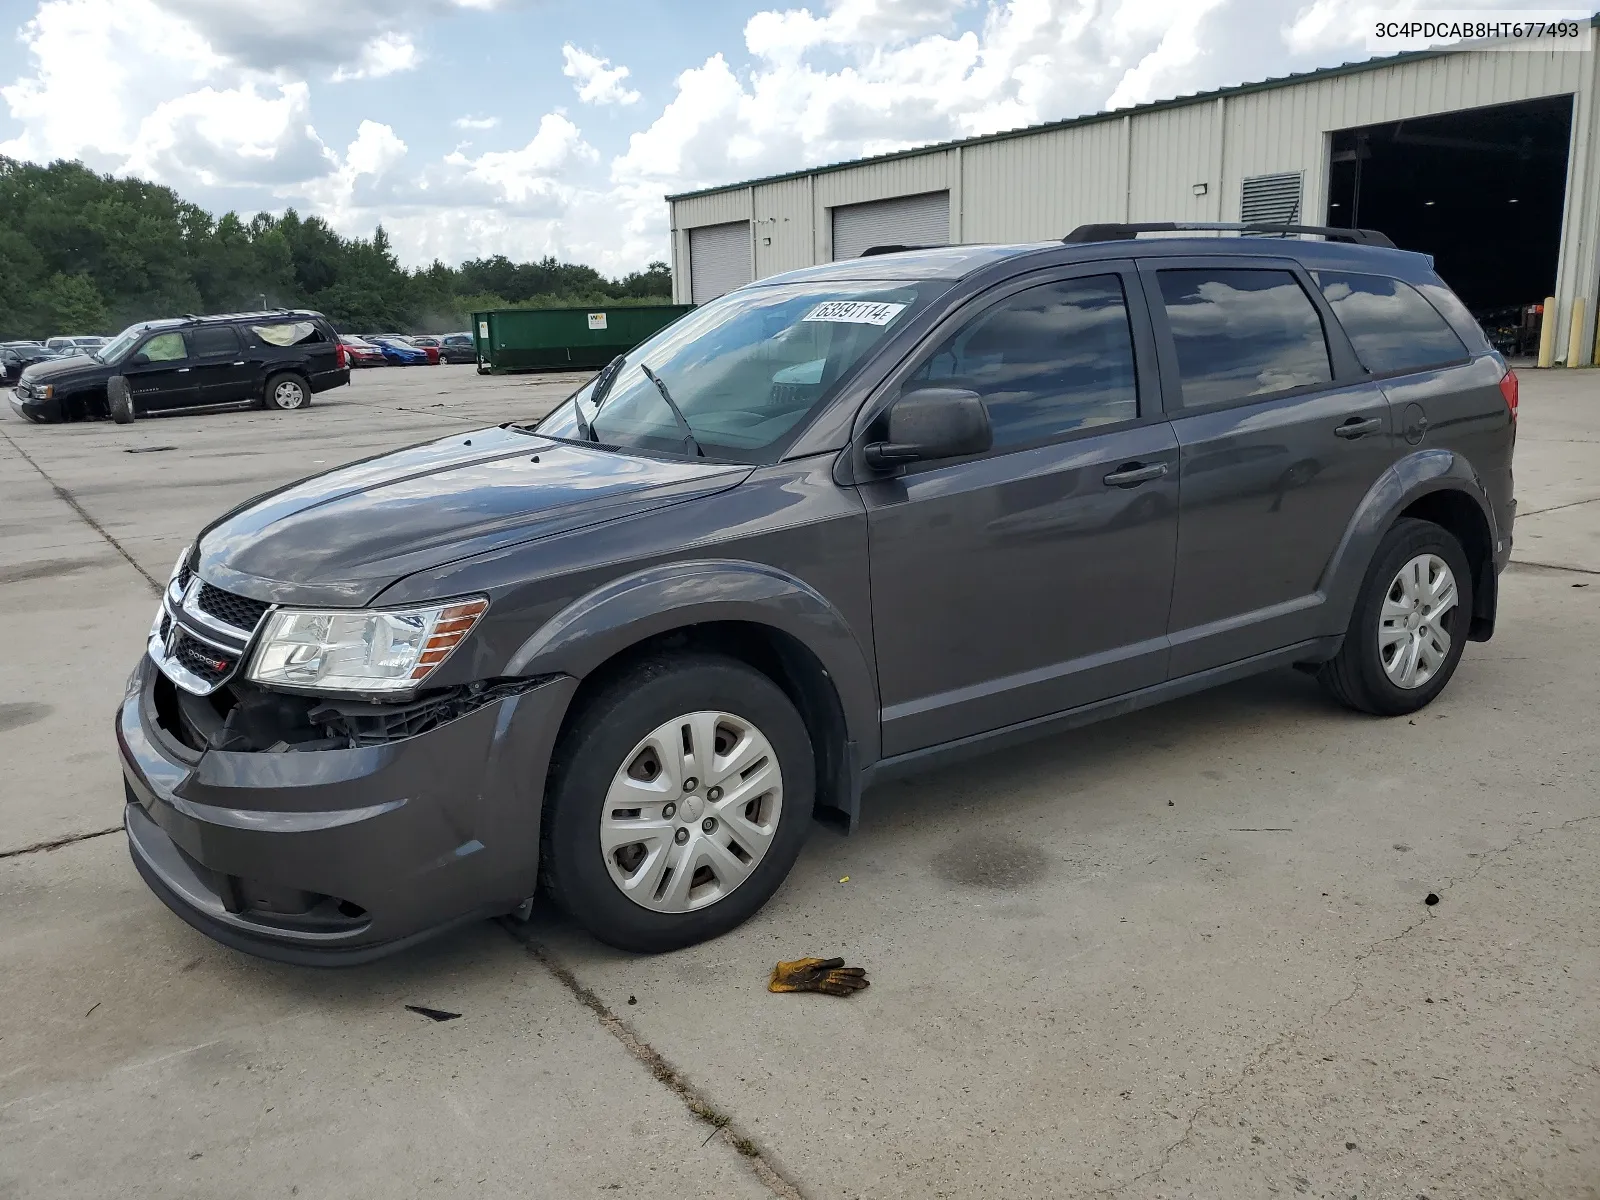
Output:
[{"left": 0, "top": 0, "right": 1528, "bottom": 275}]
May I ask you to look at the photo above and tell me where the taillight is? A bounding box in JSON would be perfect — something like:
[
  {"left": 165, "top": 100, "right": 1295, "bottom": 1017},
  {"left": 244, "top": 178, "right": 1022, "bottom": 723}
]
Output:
[
  {"left": 335, "top": 341, "right": 348, "bottom": 370},
  {"left": 1498, "top": 367, "right": 1518, "bottom": 422}
]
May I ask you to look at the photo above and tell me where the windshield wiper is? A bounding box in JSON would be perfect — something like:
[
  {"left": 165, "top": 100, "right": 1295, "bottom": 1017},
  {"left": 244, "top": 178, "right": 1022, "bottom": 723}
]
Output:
[
  {"left": 577, "top": 354, "right": 627, "bottom": 442},
  {"left": 639, "top": 363, "right": 703, "bottom": 459}
]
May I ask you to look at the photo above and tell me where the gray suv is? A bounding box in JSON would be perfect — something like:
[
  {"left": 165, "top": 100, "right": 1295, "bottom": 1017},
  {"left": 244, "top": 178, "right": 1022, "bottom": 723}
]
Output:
[{"left": 117, "top": 224, "right": 1516, "bottom": 962}]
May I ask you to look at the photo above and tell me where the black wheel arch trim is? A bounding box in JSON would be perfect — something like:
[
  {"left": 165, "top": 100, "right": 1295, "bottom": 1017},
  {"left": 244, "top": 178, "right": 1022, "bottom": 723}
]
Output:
[{"left": 1319, "top": 448, "right": 1503, "bottom": 641}]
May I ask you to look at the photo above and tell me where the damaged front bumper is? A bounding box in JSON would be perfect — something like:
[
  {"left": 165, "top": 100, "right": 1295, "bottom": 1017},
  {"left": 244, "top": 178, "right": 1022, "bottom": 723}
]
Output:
[{"left": 117, "top": 654, "right": 576, "bottom": 965}]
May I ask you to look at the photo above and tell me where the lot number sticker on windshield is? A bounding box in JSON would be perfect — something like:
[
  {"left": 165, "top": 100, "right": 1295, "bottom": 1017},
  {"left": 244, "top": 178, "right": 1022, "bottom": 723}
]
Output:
[{"left": 802, "top": 300, "right": 907, "bottom": 326}]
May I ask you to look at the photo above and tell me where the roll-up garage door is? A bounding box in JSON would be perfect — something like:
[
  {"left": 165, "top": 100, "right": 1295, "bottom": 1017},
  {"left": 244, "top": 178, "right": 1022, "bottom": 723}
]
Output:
[
  {"left": 689, "top": 221, "right": 753, "bottom": 305},
  {"left": 831, "top": 191, "right": 949, "bottom": 260}
]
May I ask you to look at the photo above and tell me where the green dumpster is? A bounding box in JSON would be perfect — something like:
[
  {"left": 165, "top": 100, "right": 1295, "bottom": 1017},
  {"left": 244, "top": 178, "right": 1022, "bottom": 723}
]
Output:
[{"left": 471, "top": 305, "right": 693, "bottom": 374}]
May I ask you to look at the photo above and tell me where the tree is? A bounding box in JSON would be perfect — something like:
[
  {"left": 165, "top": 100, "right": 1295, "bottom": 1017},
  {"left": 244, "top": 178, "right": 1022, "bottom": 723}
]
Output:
[
  {"left": 40, "top": 272, "right": 110, "bottom": 332},
  {"left": 0, "top": 154, "right": 678, "bottom": 340}
]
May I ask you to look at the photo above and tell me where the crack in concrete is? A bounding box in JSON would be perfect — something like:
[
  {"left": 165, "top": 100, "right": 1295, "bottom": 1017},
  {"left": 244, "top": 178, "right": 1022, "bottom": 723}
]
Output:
[
  {"left": 0, "top": 825, "right": 123, "bottom": 861},
  {"left": 499, "top": 922, "right": 806, "bottom": 1200},
  {"left": 1517, "top": 495, "right": 1600, "bottom": 518},
  {"left": 1096, "top": 811, "right": 1600, "bottom": 1197},
  {"left": 0, "top": 427, "right": 162, "bottom": 593},
  {"left": 1505, "top": 558, "right": 1600, "bottom": 577}
]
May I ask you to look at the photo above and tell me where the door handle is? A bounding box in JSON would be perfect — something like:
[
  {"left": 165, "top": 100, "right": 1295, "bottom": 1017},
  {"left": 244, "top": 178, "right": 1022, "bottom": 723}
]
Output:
[
  {"left": 232, "top": 361, "right": 245, "bottom": 367},
  {"left": 176, "top": 367, "right": 190, "bottom": 373},
  {"left": 1334, "top": 416, "right": 1382, "bottom": 439},
  {"left": 1103, "top": 461, "right": 1169, "bottom": 488}
]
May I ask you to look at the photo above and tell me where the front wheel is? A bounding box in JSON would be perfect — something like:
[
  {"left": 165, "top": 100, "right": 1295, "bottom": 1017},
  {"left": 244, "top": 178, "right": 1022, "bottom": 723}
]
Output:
[
  {"left": 108, "top": 376, "right": 134, "bottom": 424},
  {"left": 1320, "top": 517, "right": 1473, "bottom": 716},
  {"left": 541, "top": 654, "right": 814, "bottom": 953}
]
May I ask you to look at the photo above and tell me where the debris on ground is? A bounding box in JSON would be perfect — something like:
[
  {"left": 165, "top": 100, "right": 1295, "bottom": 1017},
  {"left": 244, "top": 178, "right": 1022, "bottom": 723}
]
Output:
[
  {"left": 404, "top": 1004, "right": 462, "bottom": 1022},
  {"left": 1424, "top": 893, "right": 1440, "bottom": 906},
  {"left": 768, "top": 957, "right": 869, "bottom": 997}
]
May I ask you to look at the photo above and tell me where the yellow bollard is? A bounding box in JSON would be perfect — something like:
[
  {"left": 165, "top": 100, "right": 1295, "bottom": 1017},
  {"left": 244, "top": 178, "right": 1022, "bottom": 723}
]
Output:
[
  {"left": 1536, "top": 296, "right": 1557, "bottom": 368},
  {"left": 1567, "top": 297, "right": 1587, "bottom": 368}
]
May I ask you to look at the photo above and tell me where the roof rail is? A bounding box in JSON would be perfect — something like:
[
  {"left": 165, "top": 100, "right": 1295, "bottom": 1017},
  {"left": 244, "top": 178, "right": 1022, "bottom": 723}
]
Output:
[
  {"left": 859, "top": 243, "right": 943, "bottom": 257},
  {"left": 1062, "top": 222, "right": 1395, "bottom": 248}
]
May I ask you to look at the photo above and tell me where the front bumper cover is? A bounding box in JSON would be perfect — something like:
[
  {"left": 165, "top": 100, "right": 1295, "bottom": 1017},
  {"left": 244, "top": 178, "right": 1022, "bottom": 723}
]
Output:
[{"left": 118, "top": 655, "right": 576, "bottom": 965}]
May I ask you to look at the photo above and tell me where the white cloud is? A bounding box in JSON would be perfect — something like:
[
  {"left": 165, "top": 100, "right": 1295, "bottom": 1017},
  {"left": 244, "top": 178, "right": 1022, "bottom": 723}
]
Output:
[
  {"left": 332, "top": 32, "right": 421, "bottom": 82},
  {"left": 453, "top": 115, "right": 500, "bottom": 130},
  {"left": 125, "top": 81, "right": 333, "bottom": 187},
  {"left": 562, "top": 45, "right": 641, "bottom": 106}
]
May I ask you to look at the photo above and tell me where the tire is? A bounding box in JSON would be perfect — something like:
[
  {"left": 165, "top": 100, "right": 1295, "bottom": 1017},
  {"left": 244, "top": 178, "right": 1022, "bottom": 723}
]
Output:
[
  {"left": 108, "top": 376, "right": 134, "bottom": 424},
  {"left": 1319, "top": 517, "right": 1474, "bottom": 716},
  {"left": 542, "top": 653, "right": 814, "bottom": 953},
  {"left": 263, "top": 372, "right": 310, "bottom": 411}
]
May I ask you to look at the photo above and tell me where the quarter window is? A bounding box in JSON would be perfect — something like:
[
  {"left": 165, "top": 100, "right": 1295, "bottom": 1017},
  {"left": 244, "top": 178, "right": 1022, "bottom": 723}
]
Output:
[
  {"left": 1157, "top": 269, "right": 1332, "bottom": 409},
  {"left": 140, "top": 332, "right": 188, "bottom": 363},
  {"left": 1314, "top": 271, "right": 1468, "bottom": 375},
  {"left": 909, "top": 275, "right": 1139, "bottom": 449}
]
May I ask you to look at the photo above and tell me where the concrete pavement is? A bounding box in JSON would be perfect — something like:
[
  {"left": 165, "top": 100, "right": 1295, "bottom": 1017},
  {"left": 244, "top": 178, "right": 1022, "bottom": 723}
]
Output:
[{"left": 2, "top": 363, "right": 1596, "bottom": 1198}]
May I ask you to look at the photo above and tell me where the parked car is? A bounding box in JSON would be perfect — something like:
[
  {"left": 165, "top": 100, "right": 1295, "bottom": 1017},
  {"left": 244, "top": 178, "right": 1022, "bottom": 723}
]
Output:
[
  {"left": 1, "top": 341, "right": 58, "bottom": 382},
  {"left": 11, "top": 310, "right": 349, "bottom": 424},
  {"left": 438, "top": 332, "right": 477, "bottom": 364},
  {"left": 367, "top": 335, "right": 431, "bottom": 366},
  {"left": 44, "top": 335, "right": 108, "bottom": 354},
  {"left": 118, "top": 224, "right": 1515, "bottom": 964},
  {"left": 339, "top": 335, "right": 385, "bottom": 368}
]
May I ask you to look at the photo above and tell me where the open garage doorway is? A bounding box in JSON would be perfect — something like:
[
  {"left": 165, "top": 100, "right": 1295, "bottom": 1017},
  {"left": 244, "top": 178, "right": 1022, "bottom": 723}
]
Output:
[{"left": 1326, "top": 95, "right": 1573, "bottom": 350}]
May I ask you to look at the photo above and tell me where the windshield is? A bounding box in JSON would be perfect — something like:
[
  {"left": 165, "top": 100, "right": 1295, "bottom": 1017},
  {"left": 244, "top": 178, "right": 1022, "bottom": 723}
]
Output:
[
  {"left": 94, "top": 325, "right": 146, "bottom": 363},
  {"left": 535, "top": 279, "right": 943, "bottom": 463}
]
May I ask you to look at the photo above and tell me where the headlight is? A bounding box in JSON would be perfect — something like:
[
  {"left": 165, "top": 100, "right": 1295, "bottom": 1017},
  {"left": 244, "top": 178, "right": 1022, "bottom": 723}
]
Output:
[
  {"left": 247, "top": 597, "right": 488, "bottom": 695},
  {"left": 33, "top": 383, "right": 53, "bottom": 399}
]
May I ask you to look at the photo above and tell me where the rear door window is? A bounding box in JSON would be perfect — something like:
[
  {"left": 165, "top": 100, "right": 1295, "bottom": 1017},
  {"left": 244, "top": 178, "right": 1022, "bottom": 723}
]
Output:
[
  {"left": 189, "top": 326, "right": 242, "bottom": 357},
  {"left": 1313, "top": 271, "right": 1469, "bottom": 375},
  {"left": 1156, "top": 269, "right": 1332, "bottom": 409},
  {"left": 908, "top": 274, "right": 1140, "bottom": 449}
]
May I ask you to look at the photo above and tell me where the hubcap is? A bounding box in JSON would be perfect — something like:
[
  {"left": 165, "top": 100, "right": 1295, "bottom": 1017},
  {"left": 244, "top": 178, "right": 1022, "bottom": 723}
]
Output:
[
  {"left": 599, "top": 710, "right": 783, "bottom": 912},
  {"left": 275, "top": 382, "right": 304, "bottom": 408},
  {"left": 1378, "top": 553, "right": 1458, "bottom": 690}
]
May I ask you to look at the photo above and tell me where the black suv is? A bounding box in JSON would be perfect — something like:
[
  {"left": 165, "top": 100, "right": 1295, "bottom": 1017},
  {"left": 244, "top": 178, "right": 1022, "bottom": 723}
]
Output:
[
  {"left": 10, "top": 310, "right": 348, "bottom": 424},
  {"left": 116, "top": 224, "right": 1516, "bottom": 964}
]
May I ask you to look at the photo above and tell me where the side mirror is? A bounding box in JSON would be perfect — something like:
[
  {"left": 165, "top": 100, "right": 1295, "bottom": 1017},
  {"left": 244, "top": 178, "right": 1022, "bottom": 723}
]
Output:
[
  {"left": 131, "top": 352, "right": 149, "bottom": 365},
  {"left": 864, "top": 388, "right": 992, "bottom": 471}
]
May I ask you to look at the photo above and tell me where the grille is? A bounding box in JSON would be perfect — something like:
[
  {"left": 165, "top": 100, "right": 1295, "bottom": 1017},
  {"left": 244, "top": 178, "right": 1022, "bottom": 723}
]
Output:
[
  {"left": 176, "top": 562, "right": 193, "bottom": 592},
  {"left": 172, "top": 630, "right": 236, "bottom": 686},
  {"left": 159, "top": 612, "right": 171, "bottom": 641},
  {"left": 196, "top": 583, "right": 270, "bottom": 631}
]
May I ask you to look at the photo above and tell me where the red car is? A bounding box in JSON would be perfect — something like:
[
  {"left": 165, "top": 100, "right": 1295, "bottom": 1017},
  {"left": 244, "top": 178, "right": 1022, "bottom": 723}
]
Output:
[
  {"left": 338, "top": 335, "right": 385, "bottom": 367},
  {"left": 408, "top": 335, "right": 444, "bottom": 365}
]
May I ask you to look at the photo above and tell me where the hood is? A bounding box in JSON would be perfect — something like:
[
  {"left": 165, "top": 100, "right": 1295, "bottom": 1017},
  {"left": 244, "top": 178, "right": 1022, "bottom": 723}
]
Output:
[
  {"left": 196, "top": 426, "right": 752, "bottom": 606},
  {"left": 20, "top": 353, "right": 107, "bottom": 383}
]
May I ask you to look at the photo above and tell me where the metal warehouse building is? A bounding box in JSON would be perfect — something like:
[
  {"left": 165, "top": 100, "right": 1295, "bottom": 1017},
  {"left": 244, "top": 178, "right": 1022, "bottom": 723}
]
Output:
[{"left": 668, "top": 29, "right": 1600, "bottom": 366}]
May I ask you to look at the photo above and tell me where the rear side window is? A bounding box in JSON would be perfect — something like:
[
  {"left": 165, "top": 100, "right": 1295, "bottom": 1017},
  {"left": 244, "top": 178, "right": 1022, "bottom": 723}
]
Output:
[
  {"left": 189, "top": 326, "right": 242, "bottom": 357},
  {"left": 910, "top": 274, "right": 1139, "bottom": 449},
  {"left": 1314, "top": 271, "right": 1469, "bottom": 375},
  {"left": 251, "top": 321, "right": 323, "bottom": 347},
  {"left": 1157, "top": 269, "right": 1332, "bottom": 409}
]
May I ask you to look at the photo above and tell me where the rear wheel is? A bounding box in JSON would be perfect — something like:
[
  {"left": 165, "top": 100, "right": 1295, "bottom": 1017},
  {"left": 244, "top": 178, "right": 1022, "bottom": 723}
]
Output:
[
  {"left": 108, "top": 376, "right": 134, "bottom": 424},
  {"left": 264, "top": 372, "right": 309, "bottom": 411},
  {"left": 542, "top": 654, "right": 813, "bottom": 953},
  {"left": 1320, "top": 517, "right": 1473, "bottom": 716}
]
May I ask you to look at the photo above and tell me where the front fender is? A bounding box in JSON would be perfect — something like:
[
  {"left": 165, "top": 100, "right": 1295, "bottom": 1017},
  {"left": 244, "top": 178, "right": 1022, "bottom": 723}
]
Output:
[
  {"left": 1318, "top": 448, "right": 1498, "bottom": 632},
  {"left": 502, "top": 559, "right": 881, "bottom": 763}
]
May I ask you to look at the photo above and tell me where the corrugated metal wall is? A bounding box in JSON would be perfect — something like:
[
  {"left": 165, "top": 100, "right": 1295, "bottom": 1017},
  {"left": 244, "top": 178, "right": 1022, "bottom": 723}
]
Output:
[{"left": 669, "top": 42, "right": 1600, "bottom": 363}]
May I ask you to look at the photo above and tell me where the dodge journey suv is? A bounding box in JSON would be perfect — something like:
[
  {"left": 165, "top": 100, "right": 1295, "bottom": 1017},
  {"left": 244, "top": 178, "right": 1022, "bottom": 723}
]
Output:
[{"left": 117, "top": 223, "right": 1516, "bottom": 963}]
